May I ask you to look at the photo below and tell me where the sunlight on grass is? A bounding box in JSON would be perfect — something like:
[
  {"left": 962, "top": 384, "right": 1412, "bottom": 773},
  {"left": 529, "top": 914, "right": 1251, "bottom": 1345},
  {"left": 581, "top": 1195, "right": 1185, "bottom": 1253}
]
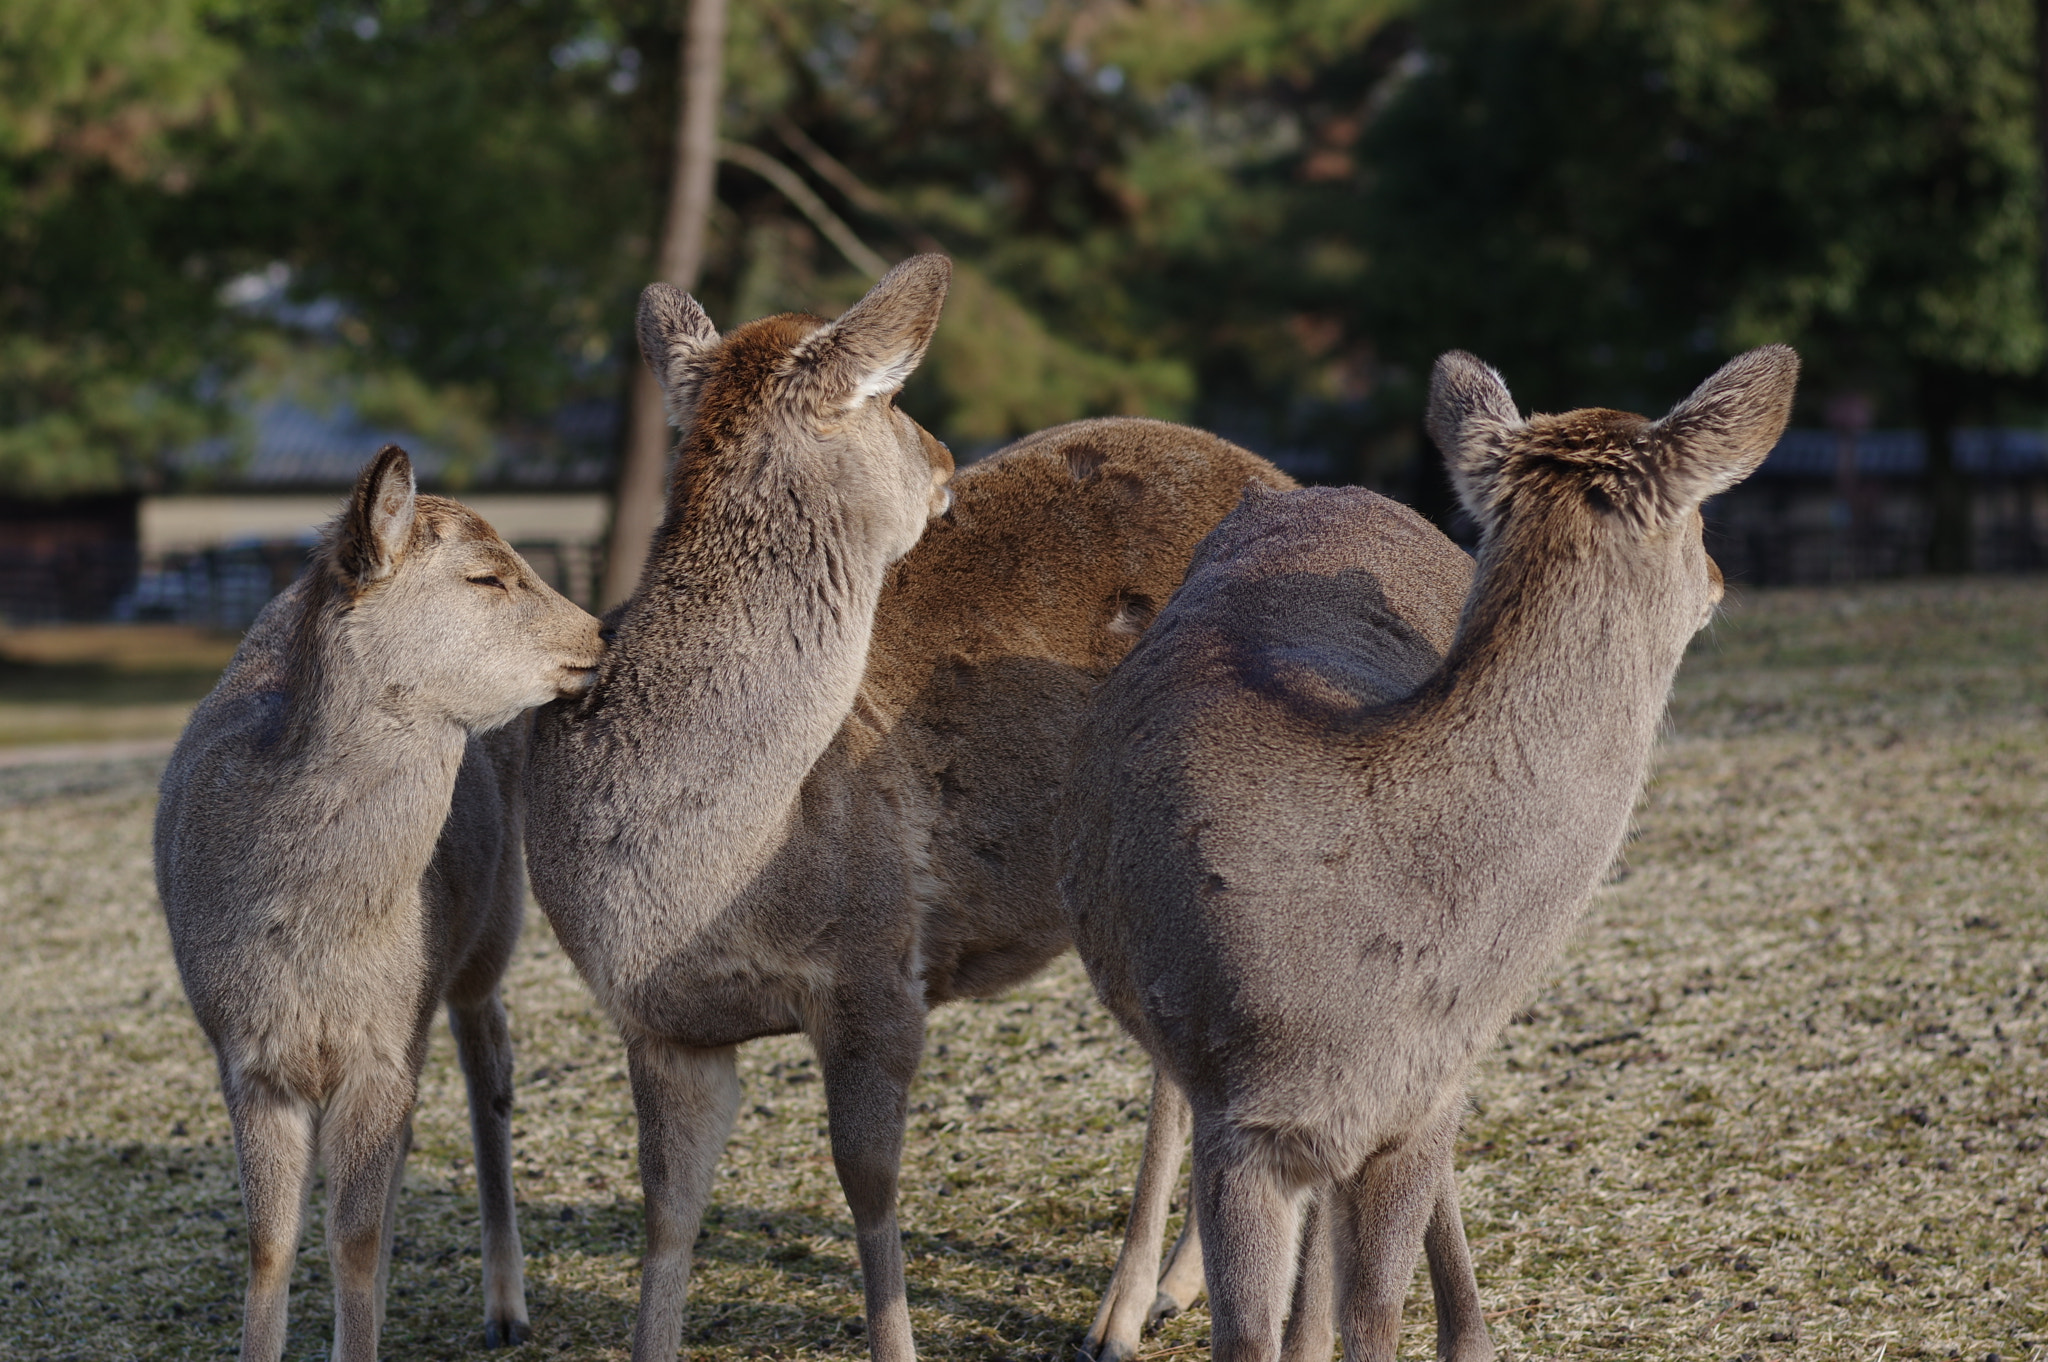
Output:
[{"left": 3, "top": 580, "right": 2046, "bottom": 1360}]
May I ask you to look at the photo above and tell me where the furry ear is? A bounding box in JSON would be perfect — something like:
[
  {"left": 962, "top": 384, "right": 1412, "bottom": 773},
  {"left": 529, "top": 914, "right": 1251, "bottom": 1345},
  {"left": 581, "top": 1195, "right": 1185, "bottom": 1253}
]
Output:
[
  {"left": 338, "top": 444, "right": 417, "bottom": 583},
  {"left": 789, "top": 254, "right": 951, "bottom": 413},
  {"left": 1650, "top": 344, "right": 1799, "bottom": 509},
  {"left": 1426, "top": 350, "right": 1521, "bottom": 530},
  {"left": 637, "top": 283, "right": 722, "bottom": 428}
]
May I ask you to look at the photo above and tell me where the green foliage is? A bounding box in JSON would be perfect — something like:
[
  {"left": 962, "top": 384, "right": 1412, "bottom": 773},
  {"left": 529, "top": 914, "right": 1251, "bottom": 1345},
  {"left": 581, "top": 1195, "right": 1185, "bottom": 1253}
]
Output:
[
  {"left": 1358, "top": 0, "right": 2044, "bottom": 420},
  {"left": 0, "top": 0, "right": 242, "bottom": 494},
  {"left": 3, "top": 0, "right": 2044, "bottom": 497},
  {"left": 708, "top": 0, "right": 1410, "bottom": 446}
]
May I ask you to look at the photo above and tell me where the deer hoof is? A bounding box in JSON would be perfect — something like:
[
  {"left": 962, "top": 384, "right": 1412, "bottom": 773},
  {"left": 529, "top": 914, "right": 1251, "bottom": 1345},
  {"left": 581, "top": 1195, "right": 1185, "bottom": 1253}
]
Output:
[
  {"left": 484, "top": 1315, "right": 532, "bottom": 1348},
  {"left": 1145, "top": 1292, "right": 1182, "bottom": 1328}
]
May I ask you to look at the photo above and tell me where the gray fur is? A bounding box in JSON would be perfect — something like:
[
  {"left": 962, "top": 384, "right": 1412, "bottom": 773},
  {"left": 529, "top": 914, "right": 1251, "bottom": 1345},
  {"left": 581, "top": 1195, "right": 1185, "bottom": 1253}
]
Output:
[
  {"left": 528, "top": 261, "right": 958, "bottom": 1362},
  {"left": 525, "top": 256, "right": 1302, "bottom": 1362},
  {"left": 1077, "top": 488, "right": 1492, "bottom": 1362},
  {"left": 1061, "top": 348, "right": 1798, "bottom": 1362},
  {"left": 155, "top": 446, "right": 603, "bottom": 1361},
  {"left": 636, "top": 281, "right": 721, "bottom": 429}
]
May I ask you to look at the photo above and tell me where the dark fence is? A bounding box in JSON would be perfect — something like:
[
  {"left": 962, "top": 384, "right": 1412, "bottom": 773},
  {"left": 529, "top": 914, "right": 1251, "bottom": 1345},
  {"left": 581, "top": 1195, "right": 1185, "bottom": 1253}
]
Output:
[
  {"left": 1704, "top": 428, "right": 2048, "bottom": 585},
  {"left": 7, "top": 427, "right": 2048, "bottom": 624},
  {"left": 0, "top": 495, "right": 140, "bottom": 625},
  {"left": 1, "top": 541, "right": 597, "bottom": 629}
]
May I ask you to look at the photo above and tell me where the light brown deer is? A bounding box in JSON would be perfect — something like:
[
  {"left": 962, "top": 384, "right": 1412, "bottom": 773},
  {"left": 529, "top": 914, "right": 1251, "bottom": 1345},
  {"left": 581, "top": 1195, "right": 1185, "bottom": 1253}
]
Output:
[
  {"left": 1061, "top": 347, "right": 1798, "bottom": 1362},
  {"left": 525, "top": 255, "right": 1300, "bottom": 1362},
  {"left": 156, "top": 446, "right": 603, "bottom": 1362}
]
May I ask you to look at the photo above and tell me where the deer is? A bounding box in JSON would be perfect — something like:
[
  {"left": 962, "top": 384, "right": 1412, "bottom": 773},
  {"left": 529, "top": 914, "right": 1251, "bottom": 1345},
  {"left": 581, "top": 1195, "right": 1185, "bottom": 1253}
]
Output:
[
  {"left": 1078, "top": 483, "right": 1491, "bottom": 1362},
  {"left": 155, "top": 445, "right": 604, "bottom": 1362},
  {"left": 523, "top": 253, "right": 1355, "bottom": 1362},
  {"left": 1060, "top": 346, "right": 1799, "bottom": 1362}
]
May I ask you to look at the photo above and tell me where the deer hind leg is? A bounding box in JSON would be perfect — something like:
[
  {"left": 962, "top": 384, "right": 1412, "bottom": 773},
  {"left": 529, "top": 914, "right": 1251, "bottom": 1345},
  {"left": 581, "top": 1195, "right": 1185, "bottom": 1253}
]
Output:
[
  {"left": 1082, "top": 1069, "right": 1193, "bottom": 1362},
  {"left": 1278, "top": 1188, "right": 1334, "bottom": 1362},
  {"left": 450, "top": 991, "right": 530, "bottom": 1346},
  {"left": 224, "top": 1075, "right": 316, "bottom": 1362},
  {"left": 374, "top": 1115, "right": 413, "bottom": 1328},
  {"left": 1189, "top": 1114, "right": 1307, "bottom": 1362},
  {"left": 1327, "top": 1117, "right": 1457, "bottom": 1362},
  {"left": 627, "top": 1037, "right": 741, "bottom": 1362},
  {"left": 320, "top": 1068, "right": 417, "bottom": 1362},
  {"left": 1153, "top": 1199, "right": 1205, "bottom": 1324},
  {"left": 815, "top": 985, "right": 925, "bottom": 1362},
  {"left": 1422, "top": 1159, "right": 1494, "bottom": 1362}
]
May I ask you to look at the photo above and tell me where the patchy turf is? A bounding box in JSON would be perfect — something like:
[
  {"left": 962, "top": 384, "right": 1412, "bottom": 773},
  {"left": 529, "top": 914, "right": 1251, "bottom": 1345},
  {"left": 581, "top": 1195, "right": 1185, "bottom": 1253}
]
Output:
[{"left": 3, "top": 578, "right": 2046, "bottom": 1361}]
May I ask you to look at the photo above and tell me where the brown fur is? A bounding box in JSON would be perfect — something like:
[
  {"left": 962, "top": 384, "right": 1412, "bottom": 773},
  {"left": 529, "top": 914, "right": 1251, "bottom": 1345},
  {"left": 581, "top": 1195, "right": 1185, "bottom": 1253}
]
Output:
[
  {"left": 1061, "top": 348, "right": 1798, "bottom": 1362},
  {"left": 525, "top": 257, "right": 1293, "bottom": 1362},
  {"left": 157, "top": 447, "right": 602, "bottom": 1361}
]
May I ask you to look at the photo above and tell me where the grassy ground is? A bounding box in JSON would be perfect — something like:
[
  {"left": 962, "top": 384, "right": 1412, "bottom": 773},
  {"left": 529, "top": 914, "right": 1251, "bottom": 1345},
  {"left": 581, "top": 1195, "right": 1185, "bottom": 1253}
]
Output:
[
  {"left": 3, "top": 579, "right": 2047, "bottom": 1361},
  {"left": 0, "top": 626, "right": 237, "bottom": 747}
]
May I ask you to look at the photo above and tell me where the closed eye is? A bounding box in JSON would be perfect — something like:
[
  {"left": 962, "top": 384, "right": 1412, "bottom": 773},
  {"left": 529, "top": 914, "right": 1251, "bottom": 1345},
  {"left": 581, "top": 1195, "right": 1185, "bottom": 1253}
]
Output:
[{"left": 467, "top": 574, "right": 507, "bottom": 590}]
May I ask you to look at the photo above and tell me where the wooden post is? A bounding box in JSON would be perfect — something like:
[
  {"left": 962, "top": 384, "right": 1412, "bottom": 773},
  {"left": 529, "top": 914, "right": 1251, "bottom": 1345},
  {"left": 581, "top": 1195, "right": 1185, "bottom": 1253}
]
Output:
[{"left": 600, "top": 0, "right": 729, "bottom": 609}]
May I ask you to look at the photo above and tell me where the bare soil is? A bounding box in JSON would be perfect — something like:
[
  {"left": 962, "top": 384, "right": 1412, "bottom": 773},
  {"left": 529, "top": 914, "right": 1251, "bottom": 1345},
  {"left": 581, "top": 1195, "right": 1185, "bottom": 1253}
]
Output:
[{"left": 3, "top": 579, "right": 2045, "bottom": 1361}]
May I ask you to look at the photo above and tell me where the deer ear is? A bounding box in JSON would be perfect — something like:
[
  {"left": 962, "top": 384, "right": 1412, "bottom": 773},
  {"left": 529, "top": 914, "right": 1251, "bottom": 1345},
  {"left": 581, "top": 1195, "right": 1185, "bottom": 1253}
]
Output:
[
  {"left": 1650, "top": 344, "right": 1799, "bottom": 509},
  {"left": 637, "top": 283, "right": 721, "bottom": 428},
  {"left": 1426, "top": 350, "right": 1521, "bottom": 530},
  {"left": 339, "top": 444, "right": 417, "bottom": 583},
  {"left": 790, "top": 254, "right": 951, "bottom": 413}
]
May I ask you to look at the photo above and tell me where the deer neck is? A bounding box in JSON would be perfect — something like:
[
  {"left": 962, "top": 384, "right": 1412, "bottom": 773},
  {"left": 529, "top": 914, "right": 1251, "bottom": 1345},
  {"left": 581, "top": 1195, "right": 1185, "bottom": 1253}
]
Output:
[
  {"left": 604, "top": 463, "right": 895, "bottom": 871},
  {"left": 1418, "top": 526, "right": 1693, "bottom": 842},
  {"left": 266, "top": 605, "right": 471, "bottom": 903}
]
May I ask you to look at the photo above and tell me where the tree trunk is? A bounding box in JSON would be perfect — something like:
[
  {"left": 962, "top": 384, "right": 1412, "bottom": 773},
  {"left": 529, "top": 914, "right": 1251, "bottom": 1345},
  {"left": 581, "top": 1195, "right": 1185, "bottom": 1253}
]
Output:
[
  {"left": 600, "top": 0, "right": 729, "bottom": 609},
  {"left": 2038, "top": 0, "right": 2048, "bottom": 319},
  {"left": 1918, "top": 366, "right": 1972, "bottom": 575}
]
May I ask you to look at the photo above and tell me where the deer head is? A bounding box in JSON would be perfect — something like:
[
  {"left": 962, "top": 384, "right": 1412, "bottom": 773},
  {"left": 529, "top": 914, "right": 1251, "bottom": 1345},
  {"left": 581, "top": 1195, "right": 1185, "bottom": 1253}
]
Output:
[
  {"left": 636, "top": 254, "right": 957, "bottom": 564},
  {"left": 323, "top": 445, "right": 604, "bottom": 732},
  {"left": 1427, "top": 345, "right": 1799, "bottom": 625}
]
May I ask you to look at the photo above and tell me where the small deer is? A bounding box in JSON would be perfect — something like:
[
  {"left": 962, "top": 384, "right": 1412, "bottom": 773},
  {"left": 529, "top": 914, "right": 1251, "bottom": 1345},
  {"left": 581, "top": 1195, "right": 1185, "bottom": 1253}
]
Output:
[
  {"left": 155, "top": 446, "right": 603, "bottom": 1362},
  {"left": 525, "top": 255, "right": 1296, "bottom": 1362},
  {"left": 1061, "top": 347, "right": 1798, "bottom": 1362}
]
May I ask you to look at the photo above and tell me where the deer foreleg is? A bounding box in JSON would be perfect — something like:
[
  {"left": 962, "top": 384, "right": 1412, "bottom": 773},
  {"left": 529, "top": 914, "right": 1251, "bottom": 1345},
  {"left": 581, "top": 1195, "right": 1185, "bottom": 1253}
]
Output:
[
  {"left": 627, "top": 1037, "right": 742, "bottom": 1362},
  {"left": 225, "top": 1075, "right": 316, "bottom": 1362}
]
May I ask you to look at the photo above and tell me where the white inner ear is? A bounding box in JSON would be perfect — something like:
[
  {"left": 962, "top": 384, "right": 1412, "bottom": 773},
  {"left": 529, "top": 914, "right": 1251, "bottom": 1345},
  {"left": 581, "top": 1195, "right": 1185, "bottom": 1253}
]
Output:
[
  {"left": 840, "top": 350, "right": 918, "bottom": 411},
  {"left": 368, "top": 482, "right": 415, "bottom": 579}
]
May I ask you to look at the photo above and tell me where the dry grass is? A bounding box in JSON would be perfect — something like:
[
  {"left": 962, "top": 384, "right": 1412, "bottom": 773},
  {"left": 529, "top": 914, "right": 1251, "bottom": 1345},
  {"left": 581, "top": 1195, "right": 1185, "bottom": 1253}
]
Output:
[
  {"left": 0, "top": 626, "right": 236, "bottom": 747},
  {"left": 4, "top": 579, "right": 2048, "bottom": 1361}
]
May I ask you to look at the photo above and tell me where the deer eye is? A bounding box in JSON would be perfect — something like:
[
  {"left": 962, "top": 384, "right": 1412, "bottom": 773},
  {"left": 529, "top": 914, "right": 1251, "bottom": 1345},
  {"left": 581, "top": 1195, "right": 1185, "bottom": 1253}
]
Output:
[{"left": 467, "top": 574, "right": 507, "bottom": 590}]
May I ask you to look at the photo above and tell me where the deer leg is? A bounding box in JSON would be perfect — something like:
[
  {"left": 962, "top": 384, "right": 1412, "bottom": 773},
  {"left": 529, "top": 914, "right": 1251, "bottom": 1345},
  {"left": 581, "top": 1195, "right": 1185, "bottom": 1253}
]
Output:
[
  {"left": 1190, "top": 1115, "right": 1304, "bottom": 1362},
  {"left": 1152, "top": 1200, "right": 1205, "bottom": 1325},
  {"left": 1326, "top": 1119, "right": 1455, "bottom": 1362},
  {"left": 815, "top": 986, "right": 925, "bottom": 1362},
  {"left": 1422, "top": 1161, "right": 1494, "bottom": 1362},
  {"left": 320, "top": 1069, "right": 417, "bottom": 1362},
  {"left": 627, "top": 1037, "right": 742, "bottom": 1362},
  {"left": 1278, "top": 1188, "right": 1334, "bottom": 1362},
  {"left": 450, "top": 991, "right": 530, "bottom": 1346},
  {"left": 373, "top": 1115, "right": 413, "bottom": 1329},
  {"left": 224, "top": 1075, "right": 316, "bottom": 1362},
  {"left": 1082, "top": 1068, "right": 1192, "bottom": 1362}
]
